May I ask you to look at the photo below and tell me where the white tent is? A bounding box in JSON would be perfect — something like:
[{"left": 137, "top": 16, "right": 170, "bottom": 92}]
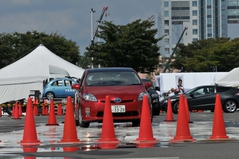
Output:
[
  {"left": 0, "top": 44, "right": 85, "bottom": 104},
  {"left": 215, "top": 67, "right": 239, "bottom": 87}
]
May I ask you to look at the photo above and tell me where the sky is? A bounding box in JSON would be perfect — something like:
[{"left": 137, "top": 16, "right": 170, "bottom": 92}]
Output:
[{"left": 0, "top": 0, "right": 239, "bottom": 55}]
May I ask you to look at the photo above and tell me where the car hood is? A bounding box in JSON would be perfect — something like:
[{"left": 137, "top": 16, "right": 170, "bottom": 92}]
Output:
[{"left": 84, "top": 85, "right": 146, "bottom": 99}]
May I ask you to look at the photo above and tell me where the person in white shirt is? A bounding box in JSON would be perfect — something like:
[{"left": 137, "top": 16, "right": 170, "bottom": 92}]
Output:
[{"left": 174, "top": 79, "right": 184, "bottom": 94}]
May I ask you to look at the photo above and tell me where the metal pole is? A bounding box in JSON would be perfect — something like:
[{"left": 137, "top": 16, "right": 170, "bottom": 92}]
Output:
[
  {"left": 162, "top": 27, "right": 188, "bottom": 73},
  {"left": 90, "top": 8, "right": 95, "bottom": 42}
]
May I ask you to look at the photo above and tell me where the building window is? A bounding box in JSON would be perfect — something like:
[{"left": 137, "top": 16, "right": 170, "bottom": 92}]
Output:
[
  {"left": 165, "top": 29, "right": 169, "bottom": 35},
  {"left": 192, "top": 19, "right": 197, "bottom": 25},
  {"left": 165, "top": 38, "right": 169, "bottom": 45},
  {"left": 207, "top": 9, "right": 212, "bottom": 15},
  {"left": 164, "top": 10, "right": 169, "bottom": 17},
  {"left": 207, "top": 18, "right": 212, "bottom": 24},
  {"left": 192, "top": 10, "right": 197, "bottom": 16},
  {"left": 193, "top": 38, "right": 198, "bottom": 42},
  {"left": 165, "top": 48, "right": 170, "bottom": 54},
  {"left": 192, "top": 1, "right": 197, "bottom": 6},
  {"left": 165, "top": 20, "right": 169, "bottom": 26},
  {"left": 193, "top": 29, "right": 198, "bottom": 34},
  {"left": 164, "top": 1, "right": 169, "bottom": 7}
]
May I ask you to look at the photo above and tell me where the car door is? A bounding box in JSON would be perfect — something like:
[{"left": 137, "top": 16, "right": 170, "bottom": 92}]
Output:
[
  {"left": 51, "top": 79, "right": 65, "bottom": 97},
  {"left": 63, "top": 79, "right": 76, "bottom": 98},
  {"left": 188, "top": 86, "right": 216, "bottom": 110}
]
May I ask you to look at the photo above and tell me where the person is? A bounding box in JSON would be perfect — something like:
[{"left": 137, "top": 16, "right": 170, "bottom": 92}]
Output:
[
  {"left": 155, "top": 87, "right": 162, "bottom": 98},
  {"left": 166, "top": 88, "right": 176, "bottom": 97},
  {"left": 174, "top": 79, "right": 184, "bottom": 94}
]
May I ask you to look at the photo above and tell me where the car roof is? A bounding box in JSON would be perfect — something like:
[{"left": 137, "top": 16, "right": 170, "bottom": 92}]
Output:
[{"left": 87, "top": 67, "right": 136, "bottom": 73}]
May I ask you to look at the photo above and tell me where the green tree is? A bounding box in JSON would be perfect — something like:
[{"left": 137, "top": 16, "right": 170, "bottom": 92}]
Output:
[
  {"left": 0, "top": 31, "right": 80, "bottom": 69},
  {"left": 172, "top": 38, "right": 239, "bottom": 72},
  {"left": 86, "top": 17, "right": 161, "bottom": 73}
]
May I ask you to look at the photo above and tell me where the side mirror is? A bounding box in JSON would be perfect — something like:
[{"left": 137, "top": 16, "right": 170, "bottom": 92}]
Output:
[
  {"left": 190, "top": 93, "right": 194, "bottom": 97},
  {"left": 144, "top": 82, "right": 152, "bottom": 89},
  {"left": 72, "top": 84, "right": 80, "bottom": 90}
]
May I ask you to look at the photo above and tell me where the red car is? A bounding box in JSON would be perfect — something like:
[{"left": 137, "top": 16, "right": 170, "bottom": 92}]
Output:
[{"left": 72, "top": 67, "right": 152, "bottom": 128}]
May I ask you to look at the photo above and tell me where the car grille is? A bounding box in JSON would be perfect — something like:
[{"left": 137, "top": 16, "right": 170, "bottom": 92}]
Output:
[{"left": 97, "top": 111, "right": 139, "bottom": 117}]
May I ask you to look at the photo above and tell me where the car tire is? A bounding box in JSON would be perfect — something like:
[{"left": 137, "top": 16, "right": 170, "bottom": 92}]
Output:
[
  {"left": 153, "top": 104, "right": 160, "bottom": 116},
  {"left": 172, "top": 101, "right": 179, "bottom": 114},
  {"left": 46, "top": 92, "right": 55, "bottom": 100},
  {"left": 223, "top": 100, "right": 237, "bottom": 113},
  {"left": 78, "top": 107, "right": 90, "bottom": 128},
  {"left": 132, "top": 120, "right": 140, "bottom": 127}
]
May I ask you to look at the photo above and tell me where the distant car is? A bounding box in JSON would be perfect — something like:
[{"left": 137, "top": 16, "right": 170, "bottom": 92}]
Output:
[
  {"left": 72, "top": 67, "right": 152, "bottom": 128},
  {"left": 160, "top": 85, "right": 239, "bottom": 114},
  {"left": 141, "top": 78, "right": 160, "bottom": 115},
  {"left": 43, "top": 78, "right": 78, "bottom": 99}
]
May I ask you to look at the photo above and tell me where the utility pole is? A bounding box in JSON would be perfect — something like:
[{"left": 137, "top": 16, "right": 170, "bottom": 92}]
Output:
[
  {"left": 162, "top": 27, "right": 188, "bottom": 73},
  {"left": 90, "top": 8, "right": 95, "bottom": 68},
  {"left": 90, "top": 6, "right": 108, "bottom": 68}
]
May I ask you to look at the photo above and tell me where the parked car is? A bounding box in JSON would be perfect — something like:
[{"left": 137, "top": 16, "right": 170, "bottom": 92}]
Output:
[
  {"left": 72, "top": 67, "right": 152, "bottom": 128},
  {"left": 160, "top": 85, "right": 239, "bottom": 114},
  {"left": 141, "top": 78, "right": 160, "bottom": 115},
  {"left": 43, "top": 78, "right": 78, "bottom": 99}
]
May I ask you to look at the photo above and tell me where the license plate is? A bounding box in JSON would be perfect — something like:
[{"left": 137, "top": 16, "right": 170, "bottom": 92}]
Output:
[{"left": 111, "top": 105, "right": 125, "bottom": 113}]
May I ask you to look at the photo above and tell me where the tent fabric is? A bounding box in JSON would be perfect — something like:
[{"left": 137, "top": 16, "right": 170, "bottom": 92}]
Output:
[
  {"left": 49, "top": 65, "right": 70, "bottom": 77},
  {"left": 0, "top": 44, "right": 85, "bottom": 104},
  {"left": 215, "top": 67, "right": 239, "bottom": 87}
]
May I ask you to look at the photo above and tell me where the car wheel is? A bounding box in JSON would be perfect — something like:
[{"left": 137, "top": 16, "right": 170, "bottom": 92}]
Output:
[
  {"left": 153, "top": 103, "right": 160, "bottom": 116},
  {"left": 223, "top": 100, "right": 237, "bottom": 113},
  {"left": 172, "top": 101, "right": 179, "bottom": 114},
  {"left": 46, "top": 92, "right": 55, "bottom": 99},
  {"left": 78, "top": 107, "right": 90, "bottom": 128}
]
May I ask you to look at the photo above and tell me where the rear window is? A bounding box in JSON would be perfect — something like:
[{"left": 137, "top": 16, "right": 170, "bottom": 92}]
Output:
[{"left": 216, "top": 87, "right": 231, "bottom": 92}]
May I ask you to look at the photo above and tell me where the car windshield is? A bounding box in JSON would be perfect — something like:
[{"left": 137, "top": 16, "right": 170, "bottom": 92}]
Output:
[{"left": 86, "top": 71, "right": 141, "bottom": 86}]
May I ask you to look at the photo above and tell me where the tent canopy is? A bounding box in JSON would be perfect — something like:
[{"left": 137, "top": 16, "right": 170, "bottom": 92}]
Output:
[
  {"left": 0, "top": 44, "right": 85, "bottom": 104},
  {"left": 215, "top": 67, "right": 239, "bottom": 87}
]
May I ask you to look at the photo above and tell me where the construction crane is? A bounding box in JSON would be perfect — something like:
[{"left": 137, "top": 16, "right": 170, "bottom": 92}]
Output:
[
  {"left": 91, "top": 6, "right": 108, "bottom": 45},
  {"left": 162, "top": 27, "right": 188, "bottom": 73}
]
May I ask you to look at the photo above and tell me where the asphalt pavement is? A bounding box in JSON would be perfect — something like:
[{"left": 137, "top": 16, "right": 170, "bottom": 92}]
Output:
[{"left": 1, "top": 111, "right": 239, "bottom": 159}]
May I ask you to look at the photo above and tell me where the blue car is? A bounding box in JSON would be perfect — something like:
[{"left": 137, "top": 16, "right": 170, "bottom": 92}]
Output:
[{"left": 43, "top": 78, "right": 78, "bottom": 99}]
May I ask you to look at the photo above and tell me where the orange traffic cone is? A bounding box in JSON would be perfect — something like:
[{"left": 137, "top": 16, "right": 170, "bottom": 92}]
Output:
[
  {"left": 57, "top": 102, "right": 63, "bottom": 116},
  {"left": 18, "top": 103, "right": 23, "bottom": 117},
  {"left": 184, "top": 97, "right": 193, "bottom": 123},
  {"left": 12, "top": 102, "right": 21, "bottom": 120},
  {"left": 20, "top": 98, "right": 41, "bottom": 145},
  {"left": 170, "top": 94, "right": 196, "bottom": 143},
  {"left": 46, "top": 99, "right": 59, "bottom": 126},
  {"left": 60, "top": 96, "right": 80, "bottom": 143},
  {"left": 98, "top": 95, "right": 119, "bottom": 149},
  {"left": 134, "top": 95, "right": 158, "bottom": 148},
  {"left": 164, "top": 98, "right": 175, "bottom": 122},
  {"left": 33, "top": 98, "right": 39, "bottom": 116},
  {"left": 210, "top": 94, "right": 229, "bottom": 140}
]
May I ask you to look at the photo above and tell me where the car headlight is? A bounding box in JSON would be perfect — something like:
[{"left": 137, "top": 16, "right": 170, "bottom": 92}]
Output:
[
  {"left": 83, "top": 93, "right": 97, "bottom": 101},
  {"left": 138, "top": 92, "right": 150, "bottom": 101}
]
